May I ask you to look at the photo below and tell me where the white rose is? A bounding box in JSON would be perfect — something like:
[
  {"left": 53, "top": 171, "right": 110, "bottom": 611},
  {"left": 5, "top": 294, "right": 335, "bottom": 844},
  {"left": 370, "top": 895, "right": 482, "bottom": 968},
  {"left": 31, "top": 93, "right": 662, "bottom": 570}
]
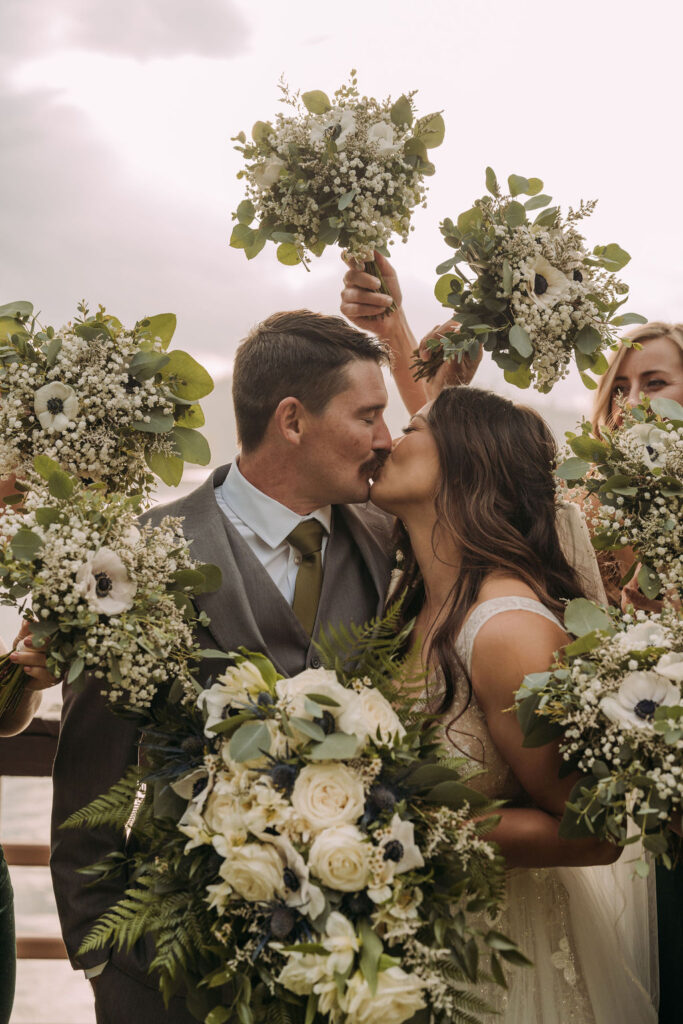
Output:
[
  {"left": 75, "top": 547, "right": 137, "bottom": 615},
  {"left": 623, "top": 423, "right": 674, "bottom": 470},
  {"left": 252, "top": 155, "right": 285, "bottom": 190},
  {"left": 342, "top": 967, "right": 426, "bottom": 1024},
  {"left": 217, "top": 842, "right": 285, "bottom": 902},
  {"left": 655, "top": 653, "right": 683, "bottom": 683},
  {"left": 367, "top": 121, "right": 398, "bottom": 154},
  {"left": 525, "top": 255, "right": 571, "bottom": 309},
  {"left": 291, "top": 763, "right": 365, "bottom": 832},
  {"left": 308, "top": 824, "right": 371, "bottom": 891},
  {"left": 337, "top": 687, "right": 406, "bottom": 747},
  {"left": 276, "top": 668, "right": 354, "bottom": 724},
  {"left": 600, "top": 670, "right": 680, "bottom": 730},
  {"left": 203, "top": 779, "right": 248, "bottom": 843}
]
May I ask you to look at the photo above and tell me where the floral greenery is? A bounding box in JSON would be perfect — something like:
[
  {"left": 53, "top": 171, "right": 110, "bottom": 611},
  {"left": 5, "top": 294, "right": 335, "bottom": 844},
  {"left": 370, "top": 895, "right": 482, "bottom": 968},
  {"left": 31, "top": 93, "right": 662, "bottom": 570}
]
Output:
[
  {"left": 417, "top": 168, "right": 645, "bottom": 392},
  {"left": 515, "top": 598, "right": 683, "bottom": 871},
  {"left": 0, "top": 459, "right": 221, "bottom": 719},
  {"left": 65, "top": 608, "right": 528, "bottom": 1024},
  {"left": 557, "top": 397, "right": 683, "bottom": 600},
  {"left": 229, "top": 72, "right": 444, "bottom": 295},
  {"left": 0, "top": 299, "right": 214, "bottom": 499}
]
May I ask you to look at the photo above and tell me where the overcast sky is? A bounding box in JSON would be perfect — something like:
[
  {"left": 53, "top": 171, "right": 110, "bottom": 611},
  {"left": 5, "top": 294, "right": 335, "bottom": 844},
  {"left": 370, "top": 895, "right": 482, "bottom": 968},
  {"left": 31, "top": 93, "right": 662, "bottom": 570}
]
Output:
[{"left": 2, "top": 0, "right": 682, "bottom": 438}]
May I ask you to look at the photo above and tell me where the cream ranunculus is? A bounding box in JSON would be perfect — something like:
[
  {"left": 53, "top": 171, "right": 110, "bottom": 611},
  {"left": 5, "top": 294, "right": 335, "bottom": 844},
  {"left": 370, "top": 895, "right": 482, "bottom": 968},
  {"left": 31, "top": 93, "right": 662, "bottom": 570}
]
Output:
[
  {"left": 202, "top": 779, "right": 248, "bottom": 843},
  {"left": 342, "top": 967, "right": 426, "bottom": 1024},
  {"left": 199, "top": 661, "right": 271, "bottom": 735},
  {"left": 525, "top": 255, "right": 571, "bottom": 309},
  {"left": 367, "top": 121, "right": 398, "bottom": 154},
  {"left": 600, "top": 670, "right": 680, "bottom": 730},
  {"left": 217, "top": 841, "right": 285, "bottom": 902},
  {"left": 34, "top": 381, "right": 79, "bottom": 431},
  {"left": 291, "top": 763, "right": 365, "bottom": 832},
  {"left": 75, "top": 547, "right": 137, "bottom": 615},
  {"left": 337, "top": 687, "right": 406, "bottom": 747},
  {"left": 321, "top": 911, "right": 360, "bottom": 975},
  {"left": 623, "top": 423, "right": 674, "bottom": 470},
  {"left": 252, "top": 155, "right": 285, "bottom": 190},
  {"left": 277, "top": 952, "right": 329, "bottom": 996},
  {"left": 308, "top": 823, "right": 371, "bottom": 891},
  {"left": 655, "top": 653, "right": 683, "bottom": 683}
]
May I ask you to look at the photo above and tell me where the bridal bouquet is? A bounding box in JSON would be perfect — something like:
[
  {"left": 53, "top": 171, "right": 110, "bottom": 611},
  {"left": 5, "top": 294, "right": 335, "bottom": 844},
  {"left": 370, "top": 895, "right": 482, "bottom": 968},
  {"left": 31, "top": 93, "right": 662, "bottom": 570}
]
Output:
[
  {"left": 229, "top": 73, "right": 444, "bottom": 298},
  {"left": 418, "top": 168, "right": 644, "bottom": 392},
  {"left": 558, "top": 398, "right": 683, "bottom": 599},
  {"left": 515, "top": 598, "right": 683, "bottom": 868},
  {"left": 69, "top": 613, "right": 525, "bottom": 1024},
  {"left": 0, "top": 459, "right": 220, "bottom": 718},
  {"left": 0, "top": 299, "right": 214, "bottom": 499}
]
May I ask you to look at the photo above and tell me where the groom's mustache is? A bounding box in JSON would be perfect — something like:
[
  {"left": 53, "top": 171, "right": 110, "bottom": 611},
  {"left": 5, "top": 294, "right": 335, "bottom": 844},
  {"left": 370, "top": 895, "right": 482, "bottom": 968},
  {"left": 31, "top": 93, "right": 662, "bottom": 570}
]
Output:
[{"left": 362, "top": 451, "right": 389, "bottom": 480}]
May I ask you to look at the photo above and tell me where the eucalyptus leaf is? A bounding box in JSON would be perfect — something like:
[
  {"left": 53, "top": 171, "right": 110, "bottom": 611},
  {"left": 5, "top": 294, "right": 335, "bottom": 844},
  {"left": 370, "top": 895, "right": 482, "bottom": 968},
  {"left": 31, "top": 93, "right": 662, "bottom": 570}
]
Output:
[
  {"left": 230, "top": 223, "right": 256, "bottom": 250},
  {"left": 390, "top": 95, "right": 413, "bottom": 127},
  {"left": 135, "top": 313, "right": 177, "bottom": 350},
  {"left": 509, "top": 324, "right": 533, "bottom": 358},
  {"left": 145, "top": 448, "right": 184, "bottom": 486},
  {"left": 290, "top": 716, "right": 327, "bottom": 742},
  {"left": 574, "top": 325, "right": 602, "bottom": 355},
  {"left": 592, "top": 243, "right": 631, "bottom": 270},
  {"left": 485, "top": 166, "right": 499, "bottom": 195},
  {"left": 251, "top": 121, "right": 272, "bottom": 144},
  {"left": 175, "top": 403, "right": 205, "bottom": 429},
  {"left": 503, "top": 362, "right": 531, "bottom": 389},
  {"left": 277, "top": 242, "right": 302, "bottom": 266},
  {"left": 507, "top": 174, "right": 529, "bottom": 197},
  {"left": 309, "top": 732, "right": 361, "bottom": 760},
  {"left": 414, "top": 111, "right": 445, "bottom": 148},
  {"left": 564, "top": 598, "right": 613, "bottom": 637},
  {"left": 10, "top": 528, "right": 43, "bottom": 561},
  {"left": 337, "top": 190, "right": 356, "bottom": 211},
  {"left": 171, "top": 426, "right": 211, "bottom": 466},
  {"left": 229, "top": 721, "right": 271, "bottom": 763},
  {"left": 235, "top": 199, "right": 255, "bottom": 225},
  {"left": 611, "top": 312, "right": 647, "bottom": 327},
  {"left": 0, "top": 300, "right": 33, "bottom": 318},
  {"left": 160, "top": 350, "right": 214, "bottom": 400},
  {"left": 45, "top": 336, "right": 62, "bottom": 367},
  {"left": 555, "top": 457, "right": 591, "bottom": 481},
  {"left": 651, "top": 397, "right": 683, "bottom": 422},
  {"left": 128, "top": 350, "right": 171, "bottom": 381},
  {"left": 132, "top": 409, "right": 175, "bottom": 433},
  {"left": 524, "top": 193, "right": 551, "bottom": 211},
  {"left": 434, "top": 274, "right": 462, "bottom": 307},
  {"left": 505, "top": 201, "right": 526, "bottom": 228},
  {"left": 302, "top": 90, "right": 332, "bottom": 114},
  {"left": 637, "top": 564, "right": 661, "bottom": 600}
]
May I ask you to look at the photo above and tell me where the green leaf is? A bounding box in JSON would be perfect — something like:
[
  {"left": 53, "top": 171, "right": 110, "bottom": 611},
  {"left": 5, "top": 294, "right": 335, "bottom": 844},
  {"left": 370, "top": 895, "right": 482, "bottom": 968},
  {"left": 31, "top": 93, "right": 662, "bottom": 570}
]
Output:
[
  {"left": 205, "top": 1008, "right": 231, "bottom": 1024},
  {"left": 230, "top": 223, "right": 256, "bottom": 250},
  {"left": 135, "top": 314, "right": 177, "bottom": 350},
  {"left": 569, "top": 435, "right": 607, "bottom": 462},
  {"left": 592, "top": 243, "right": 631, "bottom": 270},
  {"left": 611, "top": 312, "right": 647, "bottom": 327},
  {"left": 505, "top": 201, "right": 527, "bottom": 228},
  {"left": 574, "top": 325, "right": 602, "bottom": 355},
  {"left": 67, "top": 657, "right": 85, "bottom": 685},
  {"left": 533, "top": 206, "right": 559, "bottom": 227},
  {"left": 390, "top": 95, "right": 413, "bottom": 127},
  {"left": 423, "top": 780, "right": 490, "bottom": 808},
  {"left": 0, "top": 300, "right": 33, "bottom": 318},
  {"left": 556, "top": 457, "right": 591, "bottom": 481},
  {"left": 509, "top": 324, "right": 533, "bottom": 358},
  {"left": 251, "top": 121, "right": 272, "bottom": 144},
  {"left": 526, "top": 177, "right": 543, "bottom": 195},
  {"left": 144, "top": 448, "right": 184, "bottom": 486},
  {"left": 414, "top": 111, "right": 445, "bottom": 148},
  {"left": 502, "top": 260, "right": 513, "bottom": 295},
  {"left": 10, "top": 528, "right": 43, "bottom": 561},
  {"left": 235, "top": 199, "right": 255, "bottom": 225},
  {"left": 457, "top": 207, "right": 483, "bottom": 234},
  {"left": 171, "top": 426, "right": 211, "bottom": 466},
  {"left": 277, "top": 242, "right": 302, "bottom": 266},
  {"left": 485, "top": 166, "right": 499, "bottom": 195},
  {"left": 503, "top": 362, "right": 531, "bottom": 389},
  {"left": 637, "top": 564, "right": 661, "bottom": 600},
  {"left": 337, "top": 190, "right": 356, "bottom": 211},
  {"left": 524, "top": 193, "right": 551, "bottom": 211},
  {"left": 434, "top": 274, "right": 462, "bottom": 306},
  {"left": 404, "top": 137, "right": 428, "bottom": 162},
  {"left": 229, "top": 721, "right": 271, "bottom": 763},
  {"left": 175, "top": 403, "right": 205, "bottom": 429},
  {"left": 128, "top": 350, "right": 170, "bottom": 381},
  {"left": 359, "top": 920, "right": 383, "bottom": 995},
  {"left": 309, "top": 732, "right": 360, "bottom": 760},
  {"left": 507, "top": 174, "right": 530, "bottom": 196},
  {"left": 47, "top": 469, "right": 75, "bottom": 499},
  {"left": 196, "top": 563, "right": 222, "bottom": 593},
  {"left": 34, "top": 506, "right": 61, "bottom": 527},
  {"left": 290, "top": 717, "right": 327, "bottom": 742},
  {"left": 302, "top": 90, "right": 332, "bottom": 114},
  {"left": 244, "top": 231, "right": 267, "bottom": 260},
  {"left": 564, "top": 598, "right": 612, "bottom": 637},
  {"left": 45, "top": 336, "right": 62, "bottom": 367},
  {"left": 132, "top": 409, "right": 175, "bottom": 433},
  {"left": 564, "top": 630, "right": 605, "bottom": 657},
  {"left": 159, "top": 350, "right": 214, "bottom": 400},
  {"left": 600, "top": 474, "right": 638, "bottom": 497},
  {"left": 517, "top": 694, "right": 564, "bottom": 747},
  {"left": 651, "top": 397, "right": 683, "bottom": 422}
]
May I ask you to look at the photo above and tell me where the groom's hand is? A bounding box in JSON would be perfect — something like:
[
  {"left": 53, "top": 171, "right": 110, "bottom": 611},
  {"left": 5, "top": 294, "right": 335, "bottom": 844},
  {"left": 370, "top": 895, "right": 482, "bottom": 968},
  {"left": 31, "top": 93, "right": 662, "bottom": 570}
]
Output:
[{"left": 416, "top": 321, "right": 483, "bottom": 399}]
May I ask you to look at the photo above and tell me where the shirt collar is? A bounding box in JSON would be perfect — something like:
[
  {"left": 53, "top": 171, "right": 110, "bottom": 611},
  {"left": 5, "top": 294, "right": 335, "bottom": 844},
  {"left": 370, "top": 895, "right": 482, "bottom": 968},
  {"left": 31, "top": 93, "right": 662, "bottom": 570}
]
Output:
[{"left": 220, "top": 459, "right": 331, "bottom": 548}]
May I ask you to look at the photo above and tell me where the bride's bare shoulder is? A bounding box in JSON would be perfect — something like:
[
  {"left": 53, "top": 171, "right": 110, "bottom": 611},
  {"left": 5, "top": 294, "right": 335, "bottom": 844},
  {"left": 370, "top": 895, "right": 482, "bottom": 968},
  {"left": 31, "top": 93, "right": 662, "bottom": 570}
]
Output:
[{"left": 474, "top": 573, "right": 539, "bottom": 605}]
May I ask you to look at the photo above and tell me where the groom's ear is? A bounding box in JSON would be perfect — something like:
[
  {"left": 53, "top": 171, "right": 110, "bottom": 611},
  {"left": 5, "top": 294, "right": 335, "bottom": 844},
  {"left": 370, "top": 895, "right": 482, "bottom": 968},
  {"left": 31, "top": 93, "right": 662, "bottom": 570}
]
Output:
[{"left": 273, "top": 396, "right": 307, "bottom": 445}]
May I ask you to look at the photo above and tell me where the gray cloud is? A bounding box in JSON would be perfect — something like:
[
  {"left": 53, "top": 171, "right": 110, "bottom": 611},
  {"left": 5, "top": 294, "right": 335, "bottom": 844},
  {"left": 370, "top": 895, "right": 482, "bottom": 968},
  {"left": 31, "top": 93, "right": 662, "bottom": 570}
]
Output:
[{"left": 1, "top": 0, "right": 249, "bottom": 62}]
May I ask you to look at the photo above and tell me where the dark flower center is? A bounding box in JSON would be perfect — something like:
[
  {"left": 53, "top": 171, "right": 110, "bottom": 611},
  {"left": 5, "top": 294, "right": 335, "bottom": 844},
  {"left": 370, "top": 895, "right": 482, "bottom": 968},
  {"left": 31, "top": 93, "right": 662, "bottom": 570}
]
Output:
[
  {"left": 283, "top": 867, "right": 300, "bottom": 892},
  {"left": 270, "top": 763, "right": 299, "bottom": 795},
  {"left": 634, "top": 699, "right": 658, "bottom": 721},
  {"left": 383, "top": 839, "right": 404, "bottom": 863},
  {"left": 534, "top": 273, "right": 549, "bottom": 295},
  {"left": 270, "top": 906, "right": 296, "bottom": 940},
  {"left": 343, "top": 890, "right": 374, "bottom": 917},
  {"left": 256, "top": 692, "right": 275, "bottom": 708},
  {"left": 47, "top": 397, "right": 64, "bottom": 414},
  {"left": 124, "top": 374, "right": 141, "bottom": 393},
  {"left": 94, "top": 571, "right": 113, "bottom": 597},
  {"left": 325, "top": 123, "right": 342, "bottom": 141},
  {"left": 368, "top": 784, "right": 397, "bottom": 813},
  {"left": 314, "top": 710, "right": 336, "bottom": 735},
  {"left": 572, "top": 269, "right": 583, "bottom": 282}
]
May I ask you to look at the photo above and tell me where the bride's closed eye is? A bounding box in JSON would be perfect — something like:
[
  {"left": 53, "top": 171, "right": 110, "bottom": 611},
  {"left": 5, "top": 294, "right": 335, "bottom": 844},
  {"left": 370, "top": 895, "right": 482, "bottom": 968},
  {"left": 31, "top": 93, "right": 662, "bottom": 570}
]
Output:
[{"left": 401, "top": 425, "right": 416, "bottom": 435}]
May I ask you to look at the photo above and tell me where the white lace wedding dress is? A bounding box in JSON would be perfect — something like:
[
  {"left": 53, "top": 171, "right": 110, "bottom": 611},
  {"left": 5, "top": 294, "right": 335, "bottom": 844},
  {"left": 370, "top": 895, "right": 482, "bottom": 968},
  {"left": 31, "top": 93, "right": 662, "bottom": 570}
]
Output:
[{"left": 441, "top": 596, "right": 659, "bottom": 1024}]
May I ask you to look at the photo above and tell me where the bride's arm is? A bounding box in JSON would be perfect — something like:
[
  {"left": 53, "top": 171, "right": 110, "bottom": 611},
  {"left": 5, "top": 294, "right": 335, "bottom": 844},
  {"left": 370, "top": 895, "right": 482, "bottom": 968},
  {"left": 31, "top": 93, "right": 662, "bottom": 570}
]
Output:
[{"left": 470, "top": 609, "right": 620, "bottom": 869}]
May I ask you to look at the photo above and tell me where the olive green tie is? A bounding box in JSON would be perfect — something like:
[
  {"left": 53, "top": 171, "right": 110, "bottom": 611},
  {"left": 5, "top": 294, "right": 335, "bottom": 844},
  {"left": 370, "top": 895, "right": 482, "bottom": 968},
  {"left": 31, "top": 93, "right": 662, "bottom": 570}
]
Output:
[{"left": 287, "top": 519, "right": 325, "bottom": 636}]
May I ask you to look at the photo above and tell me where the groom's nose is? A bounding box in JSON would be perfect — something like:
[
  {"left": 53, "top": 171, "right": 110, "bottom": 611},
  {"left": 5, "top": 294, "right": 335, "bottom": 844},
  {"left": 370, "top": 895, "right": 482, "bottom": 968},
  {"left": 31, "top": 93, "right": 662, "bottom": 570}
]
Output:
[{"left": 373, "top": 416, "right": 392, "bottom": 453}]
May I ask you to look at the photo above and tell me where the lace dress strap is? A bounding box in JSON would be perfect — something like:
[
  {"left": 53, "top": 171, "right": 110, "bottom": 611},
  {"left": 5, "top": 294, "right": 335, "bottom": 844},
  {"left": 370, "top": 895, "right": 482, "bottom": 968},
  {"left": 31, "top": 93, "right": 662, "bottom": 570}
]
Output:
[{"left": 457, "top": 596, "right": 563, "bottom": 675}]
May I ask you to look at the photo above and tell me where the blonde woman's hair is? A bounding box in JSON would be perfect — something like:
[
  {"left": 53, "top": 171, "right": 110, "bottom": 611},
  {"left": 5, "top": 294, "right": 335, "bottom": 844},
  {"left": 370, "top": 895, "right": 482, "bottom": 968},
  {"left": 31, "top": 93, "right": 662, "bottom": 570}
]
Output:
[{"left": 592, "top": 322, "right": 683, "bottom": 432}]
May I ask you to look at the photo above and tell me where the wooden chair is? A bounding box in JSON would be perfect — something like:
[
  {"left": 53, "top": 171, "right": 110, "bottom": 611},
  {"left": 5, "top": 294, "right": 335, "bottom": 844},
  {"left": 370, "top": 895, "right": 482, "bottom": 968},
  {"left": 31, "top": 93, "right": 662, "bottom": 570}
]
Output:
[{"left": 0, "top": 717, "right": 68, "bottom": 958}]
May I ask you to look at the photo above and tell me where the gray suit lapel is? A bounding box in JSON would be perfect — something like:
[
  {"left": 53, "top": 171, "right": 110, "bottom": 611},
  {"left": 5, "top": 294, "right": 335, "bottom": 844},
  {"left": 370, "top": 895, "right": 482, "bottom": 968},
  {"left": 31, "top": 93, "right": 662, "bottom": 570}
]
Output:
[{"left": 337, "top": 503, "right": 394, "bottom": 613}]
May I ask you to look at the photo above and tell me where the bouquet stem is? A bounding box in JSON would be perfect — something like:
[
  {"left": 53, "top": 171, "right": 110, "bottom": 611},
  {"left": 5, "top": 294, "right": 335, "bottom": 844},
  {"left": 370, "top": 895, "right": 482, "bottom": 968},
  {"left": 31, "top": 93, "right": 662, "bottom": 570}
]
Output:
[
  {"left": 364, "top": 258, "right": 397, "bottom": 319},
  {"left": 0, "top": 654, "right": 30, "bottom": 720}
]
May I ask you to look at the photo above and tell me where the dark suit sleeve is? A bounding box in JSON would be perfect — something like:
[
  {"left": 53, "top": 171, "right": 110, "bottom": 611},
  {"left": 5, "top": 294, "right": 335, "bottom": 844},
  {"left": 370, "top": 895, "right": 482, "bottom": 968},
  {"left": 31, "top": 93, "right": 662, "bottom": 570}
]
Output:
[{"left": 50, "top": 676, "right": 141, "bottom": 969}]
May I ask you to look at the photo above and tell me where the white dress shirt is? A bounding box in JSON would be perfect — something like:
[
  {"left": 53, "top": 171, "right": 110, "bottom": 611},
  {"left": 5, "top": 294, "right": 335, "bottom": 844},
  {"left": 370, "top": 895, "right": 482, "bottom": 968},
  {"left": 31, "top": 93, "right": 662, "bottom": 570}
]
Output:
[{"left": 215, "top": 460, "right": 331, "bottom": 605}]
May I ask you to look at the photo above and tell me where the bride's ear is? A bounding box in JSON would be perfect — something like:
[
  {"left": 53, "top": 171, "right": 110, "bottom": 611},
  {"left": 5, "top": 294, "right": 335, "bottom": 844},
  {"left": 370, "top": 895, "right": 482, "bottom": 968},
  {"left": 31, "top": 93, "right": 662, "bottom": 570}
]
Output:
[{"left": 273, "top": 396, "right": 306, "bottom": 446}]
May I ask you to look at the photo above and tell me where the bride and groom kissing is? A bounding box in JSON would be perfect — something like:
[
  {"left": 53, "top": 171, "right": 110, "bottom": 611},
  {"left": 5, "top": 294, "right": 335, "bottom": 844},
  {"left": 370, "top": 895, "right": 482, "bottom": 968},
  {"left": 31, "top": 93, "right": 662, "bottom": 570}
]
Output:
[{"left": 50, "top": 308, "right": 657, "bottom": 1023}]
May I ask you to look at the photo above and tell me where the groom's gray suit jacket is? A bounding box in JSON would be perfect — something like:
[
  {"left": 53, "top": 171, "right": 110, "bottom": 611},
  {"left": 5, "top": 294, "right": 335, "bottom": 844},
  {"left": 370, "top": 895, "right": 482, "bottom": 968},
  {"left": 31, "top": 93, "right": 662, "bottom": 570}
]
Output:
[{"left": 50, "top": 465, "right": 393, "bottom": 979}]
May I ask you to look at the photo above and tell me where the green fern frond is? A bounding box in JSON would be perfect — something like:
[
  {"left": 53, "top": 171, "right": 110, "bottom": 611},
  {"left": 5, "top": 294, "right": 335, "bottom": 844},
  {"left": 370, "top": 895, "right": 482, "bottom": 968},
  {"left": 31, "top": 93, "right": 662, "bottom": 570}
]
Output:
[{"left": 60, "top": 765, "right": 143, "bottom": 832}]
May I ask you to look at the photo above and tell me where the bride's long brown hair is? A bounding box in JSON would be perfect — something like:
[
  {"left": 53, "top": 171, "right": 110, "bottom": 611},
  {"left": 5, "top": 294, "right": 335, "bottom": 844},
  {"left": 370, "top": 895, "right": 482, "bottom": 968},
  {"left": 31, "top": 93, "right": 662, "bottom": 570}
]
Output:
[{"left": 392, "top": 387, "right": 586, "bottom": 714}]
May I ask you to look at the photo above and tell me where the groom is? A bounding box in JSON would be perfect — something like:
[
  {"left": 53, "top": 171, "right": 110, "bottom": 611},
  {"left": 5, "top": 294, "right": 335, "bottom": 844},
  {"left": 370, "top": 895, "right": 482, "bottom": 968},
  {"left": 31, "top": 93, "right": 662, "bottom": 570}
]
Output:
[{"left": 50, "top": 310, "right": 401, "bottom": 1023}]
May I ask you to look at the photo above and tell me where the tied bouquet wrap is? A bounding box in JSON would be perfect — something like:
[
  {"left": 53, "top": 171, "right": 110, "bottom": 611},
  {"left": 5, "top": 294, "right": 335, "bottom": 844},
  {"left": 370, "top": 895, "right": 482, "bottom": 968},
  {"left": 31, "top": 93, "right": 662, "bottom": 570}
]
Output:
[
  {"left": 418, "top": 168, "right": 645, "bottom": 391},
  {"left": 0, "top": 300, "right": 214, "bottom": 501},
  {"left": 515, "top": 598, "right": 683, "bottom": 870},
  {"left": 558, "top": 397, "right": 683, "bottom": 601},
  {"left": 0, "top": 459, "right": 221, "bottom": 718},
  {"left": 65, "top": 611, "right": 528, "bottom": 1024},
  {"left": 230, "top": 73, "right": 444, "bottom": 308}
]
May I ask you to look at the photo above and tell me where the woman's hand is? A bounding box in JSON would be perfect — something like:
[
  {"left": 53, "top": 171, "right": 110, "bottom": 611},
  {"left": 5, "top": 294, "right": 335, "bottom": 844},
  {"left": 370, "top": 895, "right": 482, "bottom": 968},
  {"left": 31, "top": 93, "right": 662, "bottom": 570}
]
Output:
[
  {"left": 415, "top": 321, "right": 483, "bottom": 399},
  {"left": 340, "top": 250, "right": 402, "bottom": 333},
  {"left": 9, "top": 620, "right": 59, "bottom": 691}
]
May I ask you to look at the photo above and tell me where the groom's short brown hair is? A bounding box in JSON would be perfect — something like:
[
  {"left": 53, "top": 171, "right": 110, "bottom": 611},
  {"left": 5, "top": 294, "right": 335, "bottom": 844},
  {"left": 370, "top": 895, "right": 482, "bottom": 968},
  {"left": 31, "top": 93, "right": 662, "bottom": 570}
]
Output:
[{"left": 232, "top": 310, "right": 389, "bottom": 452}]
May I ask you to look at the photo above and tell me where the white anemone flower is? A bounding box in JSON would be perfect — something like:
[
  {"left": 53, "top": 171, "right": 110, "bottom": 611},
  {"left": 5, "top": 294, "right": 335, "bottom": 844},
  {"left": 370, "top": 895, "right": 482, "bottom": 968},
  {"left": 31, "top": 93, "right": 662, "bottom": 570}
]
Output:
[
  {"left": 655, "top": 653, "right": 683, "bottom": 684},
  {"left": 525, "top": 255, "right": 571, "bottom": 309},
  {"left": 75, "top": 547, "right": 137, "bottom": 615},
  {"left": 34, "top": 381, "right": 79, "bottom": 431},
  {"left": 252, "top": 155, "right": 285, "bottom": 190},
  {"left": 600, "top": 670, "right": 680, "bottom": 730},
  {"left": 367, "top": 121, "right": 399, "bottom": 154},
  {"left": 380, "top": 815, "right": 425, "bottom": 875},
  {"left": 309, "top": 108, "right": 356, "bottom": 150},
  {"left": 623, "top": 423, "right": 674, "bottom": 470}
]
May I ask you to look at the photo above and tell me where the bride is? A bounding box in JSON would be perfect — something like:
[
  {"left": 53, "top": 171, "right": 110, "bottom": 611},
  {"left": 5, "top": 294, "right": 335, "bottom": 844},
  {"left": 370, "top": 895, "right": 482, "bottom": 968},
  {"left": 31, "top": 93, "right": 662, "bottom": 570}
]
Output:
[{"left": 370, "top": 386, "right": 658, "bottom": 1023}]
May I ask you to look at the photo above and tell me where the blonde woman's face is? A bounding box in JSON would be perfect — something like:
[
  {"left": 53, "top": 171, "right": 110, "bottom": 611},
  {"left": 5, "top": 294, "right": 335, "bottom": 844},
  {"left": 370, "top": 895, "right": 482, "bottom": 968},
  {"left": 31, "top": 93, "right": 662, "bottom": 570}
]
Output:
[{"left": 610, "top": 337, "right": 683, "bottom": 424}]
